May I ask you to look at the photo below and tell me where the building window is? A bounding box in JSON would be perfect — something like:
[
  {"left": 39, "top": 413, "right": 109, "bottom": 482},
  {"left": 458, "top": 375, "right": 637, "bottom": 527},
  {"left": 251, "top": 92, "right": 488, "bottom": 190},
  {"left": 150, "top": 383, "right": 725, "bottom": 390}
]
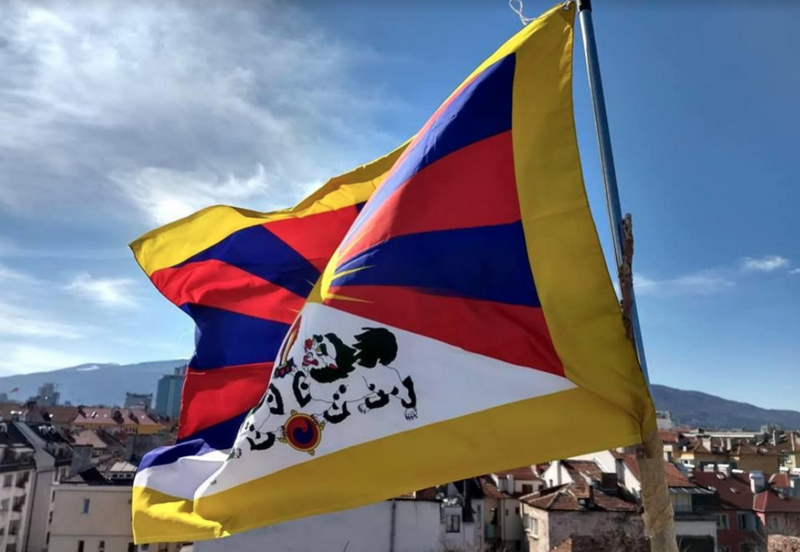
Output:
[
  {"left": 98, "top": 541, "right": 105, "bottom": 552},
  {"left": 737, "top": 512, "right": 754, "bottom": 531},
  {"left": 3, "top": 475, "right": 12, "bottom": 488},
  {"left": 739, "top": 543, "right": 755, "bottom": 552},
  {"left": 77, "top": 541, "right": 84, "bottom": 552},
  {"left": 768, "top": 516, "right": 780, "bottom": 531},
  {"left": 127, "top": 544, "right": 136, "bottom": 552},
  {"left": 81, "top": 498, "right": 90, "bottom": 514},
  {"left": 139, "top": 546, "right": 150, "bottom": 552},
  {"left": 716, "top": 513, "right": 729, "bottom": 530},
  {"left": 521, "top": 484, "right": 533, "bottom": 495},
  {"left": 446, "top": 515, "right": 461, "bottom": 533},
  {"left": 528, "top": 517, "right": 538, "bottom": 538},
  {"left": 515, "top": 506, "right": 519, "bottom": 515},
  {"left": 672, "top": 493, "right": 692, "bottom": 513},
  {"left": 6, "top": 545, "right": 16, "bottom": 552}
]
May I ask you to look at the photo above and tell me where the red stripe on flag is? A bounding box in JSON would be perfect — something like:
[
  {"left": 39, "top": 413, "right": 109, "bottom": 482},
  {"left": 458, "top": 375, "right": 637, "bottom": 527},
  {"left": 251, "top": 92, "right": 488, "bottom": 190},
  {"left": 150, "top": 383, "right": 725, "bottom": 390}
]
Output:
[
  {"left": 178, "top": 363, "right": 272, "bottom": 440},
  {"left": 151, "top": 260, "right": 305, "bottom": 324},
  {"left": 265, "top": 205, "right": 361, "bottom": 273},
  {"left": 340, "top": 131, "right": 520, "bottom": 263},
  {"left": 362, "top": 70, "right": 485, "bottom": 204},
  {"left": 399, "top": 71, "right": 484, "bottom": 165},
  {"left": 325, "top": 285, "right": 565, "bottom": 377}
]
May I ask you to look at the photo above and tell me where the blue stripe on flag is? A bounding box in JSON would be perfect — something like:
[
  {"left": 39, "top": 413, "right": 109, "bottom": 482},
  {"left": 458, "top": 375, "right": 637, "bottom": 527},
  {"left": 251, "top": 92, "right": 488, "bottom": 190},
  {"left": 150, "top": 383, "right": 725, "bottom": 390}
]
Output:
[
  {"left": 344, "top": 54, "right": 516, "bottom": 242},
  {"left": 184, "top": 304, "right": 290, "bottom": 370},
  {"left": 139, "top": 412, "right": 248, "bottom": 471},
  {"left": 333, "top": 222, "right": 540, "bottom": 307},
  {"left": 179, "top": 225, "right": 320, "bottom": 299}
]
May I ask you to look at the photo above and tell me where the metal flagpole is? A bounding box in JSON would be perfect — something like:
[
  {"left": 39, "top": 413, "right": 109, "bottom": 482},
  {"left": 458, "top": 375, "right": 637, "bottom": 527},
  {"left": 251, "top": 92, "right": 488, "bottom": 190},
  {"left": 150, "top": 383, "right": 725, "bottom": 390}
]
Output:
[
  {"left": 576, "top": 0, "right": 650, "bottom": 384},
  {"left": 576, "top": 2, "right": 678, "bottom": 552}
]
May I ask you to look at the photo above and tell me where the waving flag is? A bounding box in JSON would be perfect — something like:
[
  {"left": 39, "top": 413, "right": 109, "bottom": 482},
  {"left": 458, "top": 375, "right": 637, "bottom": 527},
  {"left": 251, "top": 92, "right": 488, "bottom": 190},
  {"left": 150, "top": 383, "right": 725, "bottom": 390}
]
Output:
[
  {"left": 133, "top": 2, "right": 655, "bottom": 543},
  {"left": 130, "top": 143, "right": 407, "bottom": 540}
]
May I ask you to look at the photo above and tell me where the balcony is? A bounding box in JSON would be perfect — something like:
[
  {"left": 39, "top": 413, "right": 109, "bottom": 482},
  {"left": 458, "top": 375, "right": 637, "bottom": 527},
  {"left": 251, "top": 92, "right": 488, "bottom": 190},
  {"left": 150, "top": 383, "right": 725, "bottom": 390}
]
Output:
[{"left": 673, "top": 510, "right": 717, "bottom": 522}]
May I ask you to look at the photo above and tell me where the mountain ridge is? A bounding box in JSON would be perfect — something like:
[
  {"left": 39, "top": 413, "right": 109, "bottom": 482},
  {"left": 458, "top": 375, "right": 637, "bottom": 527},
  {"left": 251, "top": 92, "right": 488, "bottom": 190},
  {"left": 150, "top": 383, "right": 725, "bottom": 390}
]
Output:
[
  {"left": 650, "top": 384, "right": 800, "bottom": 430},
  {"left": 0, "top": 363, "right": 797, "bottom": 430},
  {"left": 0, "top": 360, "right": 188, "bottom": 406}
]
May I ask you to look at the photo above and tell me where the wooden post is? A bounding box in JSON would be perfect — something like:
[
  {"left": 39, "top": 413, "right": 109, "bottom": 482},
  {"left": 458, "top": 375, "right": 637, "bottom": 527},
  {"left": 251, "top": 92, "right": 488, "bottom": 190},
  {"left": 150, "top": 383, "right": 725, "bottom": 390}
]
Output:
[{"left": 619, "top": 215, "right": 679, "bottom": 552}]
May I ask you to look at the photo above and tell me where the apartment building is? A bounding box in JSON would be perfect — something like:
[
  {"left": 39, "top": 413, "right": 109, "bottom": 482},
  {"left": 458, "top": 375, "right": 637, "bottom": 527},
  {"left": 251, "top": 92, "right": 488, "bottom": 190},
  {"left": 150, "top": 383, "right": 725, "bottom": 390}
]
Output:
[
  {"left": 0, "top": 423, "right": 35, "bottom": 552},
  {"left": 50, "top": 468, "right": 181, "bottom": 552}
]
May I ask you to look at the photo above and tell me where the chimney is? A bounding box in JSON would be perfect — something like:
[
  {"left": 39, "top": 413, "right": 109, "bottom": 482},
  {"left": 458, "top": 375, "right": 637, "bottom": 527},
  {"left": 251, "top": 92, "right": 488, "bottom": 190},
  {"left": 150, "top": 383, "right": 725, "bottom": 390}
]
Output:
[
  {"left": 719, "top": 464, "right": 732, "bottom": 477},
  {"left": 577, "top": 485, "right": 594, "bottom": 509},
  {"left": 601, "top": 472, "right": 619, "bottom": 494},
  {"left": 701, "top": 437, "right": 712, "bottom": 451},
  {"left": 772, "top": 430, "right": 778, "bottom": 447},
  {"left": 725, "top": 438, "right": 732, "bottom": 451},
  {"left": 749, "top": 471, "right": 765, "bottom": 494},
  {"left": 507, "top": 475, "right": 515, "bottom": 492}
]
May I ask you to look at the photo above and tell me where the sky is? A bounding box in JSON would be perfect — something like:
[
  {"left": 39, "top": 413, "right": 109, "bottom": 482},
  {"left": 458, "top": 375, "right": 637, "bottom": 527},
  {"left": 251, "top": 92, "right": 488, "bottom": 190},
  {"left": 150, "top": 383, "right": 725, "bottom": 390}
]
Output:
[{"left": 0, "top": 1, "right": 797, "bottom": 410}]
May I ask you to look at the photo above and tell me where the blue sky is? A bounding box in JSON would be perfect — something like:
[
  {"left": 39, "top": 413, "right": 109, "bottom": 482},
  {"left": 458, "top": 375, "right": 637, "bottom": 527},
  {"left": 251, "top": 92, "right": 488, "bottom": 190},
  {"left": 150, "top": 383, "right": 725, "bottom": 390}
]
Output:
[{"left": 0, "top": 1, "right": 797, "bottom": 410}]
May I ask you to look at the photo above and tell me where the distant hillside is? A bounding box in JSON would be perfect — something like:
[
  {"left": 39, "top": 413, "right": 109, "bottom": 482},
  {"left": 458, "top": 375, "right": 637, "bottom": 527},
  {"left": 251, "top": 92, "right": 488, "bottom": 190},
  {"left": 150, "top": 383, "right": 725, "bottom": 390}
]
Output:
[
  {"left": 1, "top": 362, "right": 798, "bottom": 429},
  {"left": 651, "top": 384, "right": 800, "bottom": 430},
  {"left": 0, "top": 360, "right": 188, "bottom": 407}
]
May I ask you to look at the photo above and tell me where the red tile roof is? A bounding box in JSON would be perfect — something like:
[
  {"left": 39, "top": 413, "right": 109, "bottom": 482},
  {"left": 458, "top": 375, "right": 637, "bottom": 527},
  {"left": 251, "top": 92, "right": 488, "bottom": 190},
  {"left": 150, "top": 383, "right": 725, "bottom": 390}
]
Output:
[
  {"left": 732, "top": 443, "right": 780, "bottom": 457},
  {"left": 521, "top": 483, "right": 639, "bottom": 512},
  {"left": 561, "top": 460, "right": 603, "bottom": 484},
  {"left": 659, "top": 430, "right": 682, "bottom": 444},
  {"left": 73, "top": 407, "right": 164, "bottom": 428},
  {"left": 619, "top": 454, "right": 695, "bottom": 488},
  {"left": 692, "top": 470, "right": 755, "bottom": 510},
  {"left": 753, "top": 489, "right": 800, "bottom": 513},
  {"left": 691, "top": 469, "right": 796, "bottom": 512},
  {"left": 478, "top": 476, "right": 511, "bottom": 499},
  {"left": 70, "top": 429, "right": 124, "bottom": 449},
  {"left": 769, "top": 473, "right": 793, "bottom": 488}
]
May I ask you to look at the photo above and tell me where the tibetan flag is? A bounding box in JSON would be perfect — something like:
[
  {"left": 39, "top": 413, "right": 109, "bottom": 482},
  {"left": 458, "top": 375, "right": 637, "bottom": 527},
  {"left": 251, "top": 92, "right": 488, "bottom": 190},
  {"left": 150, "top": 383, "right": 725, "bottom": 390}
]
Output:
[
  {"left": 133, "top": 2, "right": 655, "bottom": 543},
  {"left": 130, "top": 143, "right": 407, "bottom": 541}
]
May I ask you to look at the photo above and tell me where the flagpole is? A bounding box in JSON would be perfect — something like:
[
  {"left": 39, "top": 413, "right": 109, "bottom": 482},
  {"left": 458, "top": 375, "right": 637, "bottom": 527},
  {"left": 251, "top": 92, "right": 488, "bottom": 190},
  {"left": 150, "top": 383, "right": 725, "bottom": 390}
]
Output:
[
  {"left": 576, "top": 2, "right": 678, "bottom": 552},
  {"left": 575, "top": 0, "right": 649, "bottom": 385}
]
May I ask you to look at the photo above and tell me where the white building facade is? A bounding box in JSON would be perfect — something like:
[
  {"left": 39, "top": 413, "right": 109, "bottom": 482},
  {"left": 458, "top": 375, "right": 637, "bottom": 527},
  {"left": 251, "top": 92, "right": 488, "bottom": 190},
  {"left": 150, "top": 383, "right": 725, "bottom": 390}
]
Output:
[{"left": 194, "top": 499, "right": 445, "bottom": 552}]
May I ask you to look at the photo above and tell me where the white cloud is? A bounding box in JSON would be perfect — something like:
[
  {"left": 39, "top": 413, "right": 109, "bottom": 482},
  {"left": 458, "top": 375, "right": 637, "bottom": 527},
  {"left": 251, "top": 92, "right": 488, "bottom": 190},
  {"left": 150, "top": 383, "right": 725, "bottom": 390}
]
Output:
[
  {"left": 65, "top": 273, "right": 137, "bottom": 308},
  {"left": 0, "top": 263, "right": 85, "bottom": 338},
  {"left": 112, "top": 164, "right": 272, "bottom": 225},
  {"left": 0, "top": 1, "right": 398, "bottom": 224},
  {"left": 0, "top": 262, "right": 37, "bottom": 285},
  {"left": 0, "top": 300, "right": 83, "bottom": 339},
  {"left": 789, "top": 268, "right": 800, "bottom": 275},
  {"left": 739, "top": 255, "right": 790, "bottom": 273},
  {"left": 0, "top": 344, "right": 90, "bottom": 374},
  {"left": 634, "top": 272, "right": 735, "bottom": 296},
  {"left": 0, "top": 238, "right": 128, "bottom": 260}
]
